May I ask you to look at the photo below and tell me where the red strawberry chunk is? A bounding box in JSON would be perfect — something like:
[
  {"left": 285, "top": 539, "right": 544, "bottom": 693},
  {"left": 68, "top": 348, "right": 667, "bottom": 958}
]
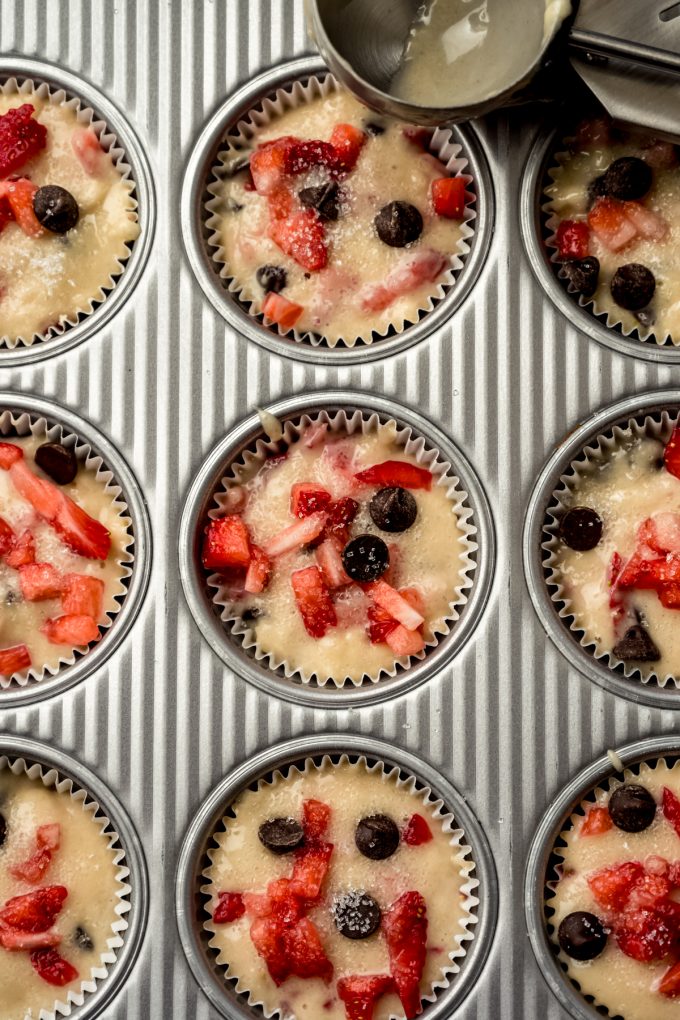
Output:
[
  {"left": 0, "top": 644, "right": 31, "bottom": 676},
  {"left": 267, "top": 513, "right": 327, "bottom": 558},
  {"left": 70, "top": 126, "right": 105, "bottom": 176},
  {"left": 580, "top": 806, "right": 613, "bottom": 837},
  {"left": 0, "top": 179, "right": 42, "bottom": 237},
  {"left": 285, "top": 916, "right": 333, "bottom": 982},
  {"left": 303, "top": 799, "right": 331, "bottom": 841},
  {"left": 244, "top": 544, "right": 271, "bottom": 595},
  {"left": 329, "top": 123, "right": 367, "bottom": 172},
  {"left": 30, "top": 946, "right": 79, "bottom": 987},
  {"left": 665, "top": 425, "right": 680, "bottom": 481},
  {"left": 555, "top": 219, "right": 589, "bottom": 259},
  {"left": 202, "top": 515, "right": 251, "bottom": 571},
  {"left": 291, "top": 565, "right": 337, "bottom": 638},
  {"left": 0, "top": 886, "right": 67, "bottom": 933},
  {"left": 616, "top": 900, "right": 680, "bottom": 962},
  {"left": 19, "top": 562, "right": 63, "bottom": 602},
  {"left": 269, "top": 210, "right": 328, "bottom": 272},
  {"left": 316, "top": 537, "right": 351, "bottom": 588},
  {"left": 42, "top": 614, "right": 99, "bottom": 647},
  {"left": 60, "top": 573, "right": 104, "bottom": 618},
  {"left": 660, "top": 584, "right": 680, "bottom": 609},
  {"left": 431, "top": 177, "right": 466, "bottom": 219},
  {"left": 250, "top": 136, "right": 297, "bottom": 195},
  {"left": 37, "top": 824, "right": 61, "bottom": 852},
  {"left": 402, "top": 813, "right": 433, "bottom": 846},
  {"left": 366, "top": 581, "right": 425, "bottom": 631},
  {"left": 623, "top": 200, "right": 668, "bottom": 241},
  {"left": 588, "top": 197, "right": 638, "bottom": 252},
  {"left": 10, "top": 847, "right": 53, "bottom": 884},
  {"left": 338, "top": 974, "right": 395, "bottom": 1020},
  {"left": 587, "top": 861, "right": 645, "bottom": 911},
  {"left": 0, "top": 104, "right": 47, "bottom": 177},
  {"left": 0, "top": 927, "right": 62, "bottom": 951},
  {"left": 266, "top": 878, "right": 306, "bottom": 927},
  {"left": 383, "top": 891, "right": 428, "bottom": 1019},
  {"left": 663, "top": 786, "right": 680, "bottom": 839},
  {"left": 368, "top": 603, "right": 399, "bottom": 644},
  {"left": 0, "top": 515, "right": 15, "bottom": 555},
  {"left": 5, "top": 528, "right": 36, "bottom": 568},
  {"left": 243, "top": 891, "right": 271, "bottom": 918},
  {"left": 262, "top": 291, "right": 304, "bottom": 330},
  {"left": 327, "top": 496, "right": 359, "bottom": 530},
  {"left": 660, "top": 959, "right": 680, "bottom": 997},
  {"left": 385, "top": 625, "right": 425, "bottom": 657},
  {"left": 291, "top": 483, "right": 332, "bottom": 518},
  {"left": 284, "top": 139, "right": 338, "bottom": 175},
  {"left": 627, "top": 872, "right": 673, "bottom": 909},
  {"left": 0, "top": 195, "right": 12, "bottom": 233},
  {"left": 249, "top": 917, "right": 290, "bottom": 985},
  {"left": 213, "top": 891, "right": 246, "bottom": 924},
  {"left": 358, "top": 249, "right": 448, "bottom": 313},
  {"left": 291, "top": 841, "right": 333, "bottom": 901},
  {"left": 0, "top": 442, "right": 23, "bottom": 468},
  {"left": 355, "top": 461, "right": 433, "bottom": 491},
  {"left": 638, "top": 513, "right": 680, "bottom": 554}
]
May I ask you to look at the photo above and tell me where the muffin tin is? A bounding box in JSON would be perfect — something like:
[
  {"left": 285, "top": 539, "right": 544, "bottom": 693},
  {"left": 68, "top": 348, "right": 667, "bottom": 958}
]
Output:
[{"left": 2, "top": 2, "right": 680, "bottom": 1018}]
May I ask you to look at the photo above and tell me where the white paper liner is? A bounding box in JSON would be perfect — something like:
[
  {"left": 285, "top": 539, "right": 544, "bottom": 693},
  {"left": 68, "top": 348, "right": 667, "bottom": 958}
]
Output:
[
  {"left": 0, "top": 76, "right": 139, "bottom": 350},
  {"left": 0, "top": 409, "right": 135, "bottom": 689},
  {"left": 542, "top": 409, "right": 680, "bottom": 689},
  {"left": 544, "top": 757, "right": 680, "bottom": 1020},
  {"left": 205, "top": 407, "right": 478, "bottom": 688},
  {"left": 0, "top": 752, "right": 132, "bottom": 1020},
  {"left": 201, "top": 753, "right": 479, "bottom": 1019},
  {"left": 203, "top": 72, "right": 477, "bottom": 349},
  {"left": 542, "top": 130, "right": 675, "bottom": 348}
]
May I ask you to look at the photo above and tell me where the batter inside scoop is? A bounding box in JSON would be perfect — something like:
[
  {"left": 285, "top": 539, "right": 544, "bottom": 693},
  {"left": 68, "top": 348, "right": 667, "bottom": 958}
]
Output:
[
  {"left": 209, "top": 88, "right": 470, "bottom": 345},
  {"left": 549, "top": 761, "right": 680, "bottom": 1020},
  {"left": 204, "top": 758, "right": 475, "bottom": 1020}
]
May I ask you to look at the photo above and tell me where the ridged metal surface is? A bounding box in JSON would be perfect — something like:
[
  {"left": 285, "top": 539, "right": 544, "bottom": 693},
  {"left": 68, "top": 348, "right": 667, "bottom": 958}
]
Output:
[{"left": 0, "top": 2, "right": 678, "bottom": 1018}]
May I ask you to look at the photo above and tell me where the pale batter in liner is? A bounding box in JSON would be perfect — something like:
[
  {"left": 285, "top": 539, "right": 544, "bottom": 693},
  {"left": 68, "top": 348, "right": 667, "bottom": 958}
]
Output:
[
  {"left": 548, "top": 759, "right": 680, "bottom": 1020},
  {"left": 205, "top": 74, "right": 475, "bottom": 347},
  {"left": 0, "top": 79, "right": 139, "bottom": 347},
  {"left": 0, "top": 756, "right": 130, "bottom": 1020},
  {"left": 208, "top": 409, "right": 477, "bottom": 686},
  {"left": 0, "top": 412, "right": 133, "bottom": 687},
  {"left": 203, "top": 756, "right": 478, "bottom": 1020},
  {"left": 544, "top": 414, "right": 680, "bottom": 686}
]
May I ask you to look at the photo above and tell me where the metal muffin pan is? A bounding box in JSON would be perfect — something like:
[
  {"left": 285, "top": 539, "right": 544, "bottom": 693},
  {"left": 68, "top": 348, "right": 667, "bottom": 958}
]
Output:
[
  {"left": 2, "top": 1, "right": 680, "bottom": 1017},
  {"left": 176, "top": 733, "right": 498, "bottom": 1020},
  {"left": 178, "top": 389, "right": 495, "bottom": 708},
  {"left": 180, "top": 54, "right": 495, "bottom": 366}
]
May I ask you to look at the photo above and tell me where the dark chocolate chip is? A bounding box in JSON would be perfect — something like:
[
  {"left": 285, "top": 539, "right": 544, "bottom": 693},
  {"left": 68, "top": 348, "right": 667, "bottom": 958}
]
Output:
[
  {"left": 298, "top": 181, "right": 341, "bottom": 222},
  {"left": 33, "top": 185, "right": 79, "bottom": 234},
  {"left": 608, "top": 784, "right": 657, "bottom": 832},
  {"left": 0, "top": 812, "right": 6, "bottom": 848},
  {"left": 610, "top": 263, "right": 656, "bottom": 311},
  {"left": 587, "top": 175, "right": 606, "bottom": 208},
  {"left": 355, "top": 814, "right": 400, "bottom": 860},
  {"left": 558, "top": 911, "right": 608, "bottom": 961},
  {"left": 34, "top": 442, "right": 78, "bottom": 485},
  {"left": 342, "top": 535, "right": 390, "bottom": 583},
  {"left": 73, "top": 925, "right": 94, "bottom": 951},
  {"left": 612, "top": 624, "right": 661, "bottom": 663},
  {"left": 365, "top": 121, "right": 385, "bottom": 136},
  {"left": 635, "top": 306, "right": 656, "bottom": 328},
  {"left": 559, "top": 507, "right": 603, "bottom": 551},
  {"left": 256, "top": 265, "right": 288, "bottom": 294},
  {"left": 599, "top": 156, "right": 653, "bottom": 201},
  {"left": 374, "top": 201, "right": 423, "bottom": 247},
  {"left": 333, "top": 891, "right": 382, "bottom": 939},
  {"left": 369, "top": 487, "right": 417, "bottom": 533},
  {"left": 258, "top": 817, "right": 305, "bottom": 855},
  {"left": 562, "top": 256, "right": 600, "bottom": 298}
]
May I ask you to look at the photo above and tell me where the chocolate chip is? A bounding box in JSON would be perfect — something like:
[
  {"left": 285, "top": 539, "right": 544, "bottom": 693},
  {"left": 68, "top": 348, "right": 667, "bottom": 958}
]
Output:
[
  {"left": 355, "top": 814, "right": 400, "bottom": 860},
  {"left": 33, "top": 185, "right": 79, "bottom": 234},
  {"left": 559, "top": 507, "right": 603, "bottom": 551},
  {"left": 369, "top": 487, "right": 417, "bottom": 533},
  {"left": 599, "top": 156, "right": 653, "bottom": 201},
  {"left": 298, "top": 181, "right": 341, "bottom": 222},
  {"left": 587, "top": 175, "right": 606, "bottom": 208},
  {"left": 558, "top": 911, "right": 608, "bottom": 960},
  {"left": 635, "top": 306, "right": 655, "bottom": 328},
  {"left": 612, "top": 624, "right": 661, "bottom": 663},
  {"left": 333, "top": 891, "right": 382, "bottom": 939},
  {"left": 73, "top": 925, "right": 94, "bottom": 951},
  {"left": 0, "top": 812, "right": 6, "bottom": 848},
  {"left": 611, "top": 263, "right": 656, "bottom": 311},
  {"left": 34, "top": 442, "right": 78, "bottom": 485},
  {"left": 342, "top": 535, "right": 390, "bottom": 583},
  {"left": 256, "top": 265, "right": 287, "bottom": 294},
  {"left": 608, "top": 784, "right": 657, "bottom": 832},
  {"left": 562, "top": 256, "right": 600, "bottom": 298},
  {"left": 374, "top": 201, "right": 423, "bottom": 247},
  {"left": 365, "top": 122, "right": 385, "bottom": 136},
  {"left": 258, "top": 817, "right": 304, "bottom": 855}
]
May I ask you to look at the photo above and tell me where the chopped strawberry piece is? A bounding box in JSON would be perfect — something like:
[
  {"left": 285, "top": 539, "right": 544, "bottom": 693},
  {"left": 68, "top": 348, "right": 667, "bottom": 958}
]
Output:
[
  {"left": 303, "top": 799, "right": 331, "bottom": 841},
  {"left": 291, "top": 483, "right": 332, "bottom": 518},
  {"left": 660, "top": 584, "right": 680, "bottom": 609},
  {"left": 366, "top": 580, "right": 425, "bottom": 631},
  {"left": 37, "top": 824, "right": 61, "bottom": 852},
  {"left": 269, "top": 210, "right": 328, "bottom": 272},
  {"left": 60, "top": 573, "right": 104, "bottom": 618},
  {"left": 385, "top": 624, "right": 425, "bottom": 657},
  {"left": 30, "top": 946, "right": 79, "bottom": 987},
  {"left": 250, "top": 917, "right": 290, "bottom": 985},
  {"left": 431, "top": 177, "right": 466, "bottom": 219},
  {"left": 19, "top": 562, "right": 63, "bottom": 602},
  {"left": 0, "top": 644, "right": 31, "bottom": 676},
  {"left": 291, "top": 565, "right": 337, "bottom": 638},
  {"left": 616, "top": 900, "right": 680, "bottom": 962},
  {"left": 327, "top": 496, "right": 359, "bottom": 528},
  {"left": 587, "top": 861, "right": 645, "bottom": 911},
  {"left": 244, "top": 544, "right": 271, "bottom": 595},
  {"left": 588, "top": 197, "right": 638, "bottom": 252},
  {"left": 316, "top": 538, "right": 351, "bottom": 588},
  {"left": 213, "top": 891, "right": 246, "bottom": 924},
  {"left": 355, "top": 461, "right": 433, "bottom": 491},
  {"left": 358, "top": 249, "right": 448, "bottom": 313},
  {"left": 5, "top": 528, "right": 35, "bottom": 568},
  {"left": 0, "top": 179, "right": 43, "bottom": 237},
  {"left": 623, "top": 200, "right": 668, "bottom": 241},
  {"left": 663, "top": 787, "right": 680, "bottom": 839},
  {"left": 243, "top": 891, "right": 271, "bottom": 918},
  {"left": 0, "top": 927, "right": 62, "bottom": 951},
  {"left": 266, "top": 877, "right": 306, "bottom": 926},
  {"left": 70, "top": 126, "right": 105, "bottom": 176},
  {"left": 284, "top": 139, "right": 338, "bottom": 175},
  {"left": 645, "top": 854, "right": 670, "bottom": 877},
  {"left": 665, "top": 425, "right": 680, "bottom": 481},
  {"left": 0, "top": 195, "right": 12, "bottom": 233},
  {"left": 262, "top": 291, "right": 304, "bottom": 330},
  {"left": 10, "top": 847, "right": 53, "bottom": 884},
  {"left": 291, "top": 840, "right": 334, "bottom": 900},
  {"left": 0, "top": 104, "right": 47, "bottom": 177},
  {"left": 338, "top": 975, "right": 395, "bottom": 1020},
  {"left": 329, "top": 123, "right": 367, "bottom": 172},
  {"left": 669, "top": 861, "right": 680, "bottom": 887},
  {"left": 639, "top": 512, "right": 680, "bottom": 553},
  {"left": 250, "top": 136, "right": 297, "bottom": 195},
  {"left": 627, "top": 871, "right": 672, "bottom": 909},
  {"left": 399, "top": 586, "right": 426, "bottom": 617},
  {"left": 0, "top": 515, "right": 15, "bottom": 555},
  {"left": 403, "top": 813, "right": 433, "bottom": 846},
  {"left": 660, "top": 959, "right": 680, "bottom": 997},
  {"left": 0, "top": 442, "right": 23, "bottom": 468},
  {"left": 285, "top": 916, "right": 333, "bottom": 982},
  {"left": 202, "top": 515, "right": 251, "bottom": 571},
  {"left": 367, "top": 602, "right": 399, "bottom": 644},
  {"left": 266, "top": 512, "right": 327, "bottom": 558},
  {"left": 383, "top": 891, "right": 428, "bottom": 1019},
  {"left": 580, "top": 806, "right": 613, "bottom": 837},
  {"left": 555, "top": 219, "right": 589, "bottom": 259},
  {"left": 0, "top": 886, "right": 67, "bottom": 933},
  {"left": 42, "top": 614, "right": 100, "bottom": 647}
]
